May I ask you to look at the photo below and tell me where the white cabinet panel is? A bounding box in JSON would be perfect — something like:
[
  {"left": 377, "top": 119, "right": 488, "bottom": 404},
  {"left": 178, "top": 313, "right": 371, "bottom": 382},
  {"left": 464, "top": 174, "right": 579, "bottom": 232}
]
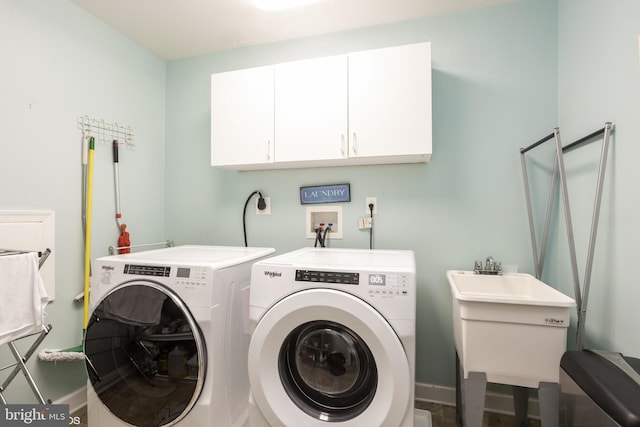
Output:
[
  {"left": 348, "top": 42, "right": 431, "bottom": 161},
  {"left": 210, "top": 42, "right": 432, "bottom": 170},
  {"left": 211, "top": 66, "right": 274, "bottom": 167},
  {"left": 275, "top": 55, "right": 348, "bottom": 163},
  {"left": 0, "top": 210, "right": 55, "bottom": 299}
]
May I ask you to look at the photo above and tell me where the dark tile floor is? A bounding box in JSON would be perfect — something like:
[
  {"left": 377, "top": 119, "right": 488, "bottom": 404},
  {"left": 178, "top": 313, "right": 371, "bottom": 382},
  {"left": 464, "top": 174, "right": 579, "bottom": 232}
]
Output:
[
  {"left": 73, "top": 401, "right": 541, "bottom": 426},
  {"left": 416, "top": 400, "right": 542, "bottom": 427},
  {"left": 71, "top": 405, "right": 87, "bottom": 427}
]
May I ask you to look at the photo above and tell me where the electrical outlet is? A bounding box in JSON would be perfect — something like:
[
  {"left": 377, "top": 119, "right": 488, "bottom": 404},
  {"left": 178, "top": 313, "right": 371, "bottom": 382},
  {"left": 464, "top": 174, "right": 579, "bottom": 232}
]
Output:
[
  {"left": 358, "top": 217, "right": 373, "bottom": 229},
  {"left": 256, "top": 197, "right": 271, "bottom": 215},
  {"left": 365, "top": 197, "right": 377, "bottom": 214}
]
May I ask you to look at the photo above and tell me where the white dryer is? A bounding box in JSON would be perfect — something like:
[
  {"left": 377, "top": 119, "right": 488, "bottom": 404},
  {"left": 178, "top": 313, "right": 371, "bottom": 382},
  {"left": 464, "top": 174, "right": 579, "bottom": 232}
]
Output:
[
  {"left": 84, "top": 245, "right": 275, "bottom": 427},
  {"left": 247, "top": 247, "right": 416, "bottom": 427}
]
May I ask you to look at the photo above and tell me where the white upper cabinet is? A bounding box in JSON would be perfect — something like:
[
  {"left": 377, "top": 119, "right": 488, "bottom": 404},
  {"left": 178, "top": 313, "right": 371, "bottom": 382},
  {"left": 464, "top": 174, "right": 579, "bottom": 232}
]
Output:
[
  {"left": 274, "top": 55, "right": 348, "bottom": 163},
  {"left": 348, "top": 43, "right": 432, "bottom": 162},
  {"left": 210, "top": 65, "right": 274, "bottom": 167},
  {"left": 210, "top": 42, "right": 431, "bottom": 170}
]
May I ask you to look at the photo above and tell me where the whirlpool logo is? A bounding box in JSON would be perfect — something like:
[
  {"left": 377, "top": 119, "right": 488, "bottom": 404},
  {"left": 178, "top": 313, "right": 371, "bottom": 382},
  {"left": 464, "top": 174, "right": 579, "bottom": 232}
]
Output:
[
  {"left": 264, "top": 270, "right": 282, "bottom": 278},
  {"left": 545, "top": 318, "right": 565, "bottom": 325},
  {"left": 101, "top": 264, "right": 114, "bottom": 285}
]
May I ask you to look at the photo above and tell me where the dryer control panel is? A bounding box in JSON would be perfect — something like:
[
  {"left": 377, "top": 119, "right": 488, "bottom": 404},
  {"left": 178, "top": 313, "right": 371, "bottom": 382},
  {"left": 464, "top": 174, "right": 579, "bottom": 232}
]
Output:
[
  {"left": 123, "top": 264, "right": 209, "bottom": 286},
  {"left": 124, "top": 264, "right": 171, "bottom": 277}
]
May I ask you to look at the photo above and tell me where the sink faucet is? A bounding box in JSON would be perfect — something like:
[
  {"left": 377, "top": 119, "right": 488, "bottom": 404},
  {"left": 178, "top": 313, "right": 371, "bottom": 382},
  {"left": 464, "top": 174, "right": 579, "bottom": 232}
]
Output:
[
  {"left": 486, "top": 256, "right": 494, "bottom": 271},
  {"left": 473, "top": 256, "right": 502, "bottom": 275}
]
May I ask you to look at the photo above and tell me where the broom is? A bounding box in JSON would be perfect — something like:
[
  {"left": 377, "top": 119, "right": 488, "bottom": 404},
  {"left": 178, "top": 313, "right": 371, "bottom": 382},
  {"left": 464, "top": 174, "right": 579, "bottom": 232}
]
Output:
[{"left": 39, "top": 136, "right": 95, "bottom": 362}]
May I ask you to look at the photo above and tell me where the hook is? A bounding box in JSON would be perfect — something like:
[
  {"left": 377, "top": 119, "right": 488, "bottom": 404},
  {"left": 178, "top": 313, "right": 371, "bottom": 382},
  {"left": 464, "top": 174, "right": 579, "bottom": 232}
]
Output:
[{"left": 125, "top": 126, "right": 135, "bottom": 148}]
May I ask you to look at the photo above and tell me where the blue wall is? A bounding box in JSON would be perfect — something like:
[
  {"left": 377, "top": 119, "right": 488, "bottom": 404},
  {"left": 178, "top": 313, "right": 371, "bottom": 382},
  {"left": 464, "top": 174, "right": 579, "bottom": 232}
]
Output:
[
  {"left": 556, "top": 0, "right": 640, "bottom": 355},
  {"left": 0, "top": 0, "right": 166, "bottom": 402},
  {"left": 165, "top": 0, "right": 558, "bottom": 387}
]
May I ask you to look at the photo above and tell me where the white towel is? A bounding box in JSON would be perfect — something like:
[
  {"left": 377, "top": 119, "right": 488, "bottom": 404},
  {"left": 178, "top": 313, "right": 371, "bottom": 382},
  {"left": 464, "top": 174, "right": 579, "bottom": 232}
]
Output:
[{"left": 0, "top": 252, "right": 49, "bottom": 346}]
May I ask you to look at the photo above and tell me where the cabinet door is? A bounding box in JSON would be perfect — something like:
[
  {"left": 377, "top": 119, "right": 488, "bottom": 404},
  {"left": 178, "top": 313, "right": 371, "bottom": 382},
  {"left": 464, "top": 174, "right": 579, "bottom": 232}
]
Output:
[
  {"left": 211, "top": 66, "right": 274, "bottom": 167},
  {"left": 274, "top": 55, "right": 348, "bottom": 163},
  {"left": 348, "top": 43, "right": 431, "bottom": 160}
]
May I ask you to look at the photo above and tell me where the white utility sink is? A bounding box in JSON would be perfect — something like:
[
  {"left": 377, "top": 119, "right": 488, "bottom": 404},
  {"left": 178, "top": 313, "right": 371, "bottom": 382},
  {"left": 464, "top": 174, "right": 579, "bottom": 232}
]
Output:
[
  {"left": 450, "top": 270, "right": 576, "bottom": 307},
  {"left": 447, "top": 270, "right": 576, "bottom": 388}
]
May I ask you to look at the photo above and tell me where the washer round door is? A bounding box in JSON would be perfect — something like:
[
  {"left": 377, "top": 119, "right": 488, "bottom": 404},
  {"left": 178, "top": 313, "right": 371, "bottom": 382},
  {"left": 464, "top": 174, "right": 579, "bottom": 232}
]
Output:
[
  {"left": 248, "top": 288, "right": 411, "bottom": 426},
  {"left": 84, "top": 281, "right": 206, "bottom": 427}
]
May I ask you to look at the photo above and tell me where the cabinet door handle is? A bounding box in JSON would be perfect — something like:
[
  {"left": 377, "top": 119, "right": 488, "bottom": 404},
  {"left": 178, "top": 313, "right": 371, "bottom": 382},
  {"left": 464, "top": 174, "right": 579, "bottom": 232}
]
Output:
[
  {"left": 340, "top": 134, "right": 346, "bottom": 157},
  {"left": 352, "top": 132, "right": 358, "bottom": 154},
  {"left": 266, "top": 139, "right": 271, "bottom": 160}
]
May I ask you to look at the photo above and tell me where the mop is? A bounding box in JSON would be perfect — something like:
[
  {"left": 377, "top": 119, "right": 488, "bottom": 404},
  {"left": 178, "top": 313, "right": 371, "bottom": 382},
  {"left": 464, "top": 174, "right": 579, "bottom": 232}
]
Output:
[{"left": 39, "top": 135, "right": 95, "bottom": 362}]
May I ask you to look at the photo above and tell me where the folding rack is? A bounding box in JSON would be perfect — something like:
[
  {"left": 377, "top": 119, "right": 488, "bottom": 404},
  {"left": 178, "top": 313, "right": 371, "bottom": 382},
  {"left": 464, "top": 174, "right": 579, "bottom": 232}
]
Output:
[
  {"left": 520, "top": 122, "right": 613, "bottom": 350},
  {"left": 0, "top": 248, "right": 53, "bottom": 404}
]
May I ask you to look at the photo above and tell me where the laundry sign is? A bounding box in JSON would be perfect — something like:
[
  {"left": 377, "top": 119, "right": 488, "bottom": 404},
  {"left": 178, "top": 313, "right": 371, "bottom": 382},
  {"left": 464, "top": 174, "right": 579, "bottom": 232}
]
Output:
[{"left": 300, "top": 184, "right": 350, "bottom": 204}]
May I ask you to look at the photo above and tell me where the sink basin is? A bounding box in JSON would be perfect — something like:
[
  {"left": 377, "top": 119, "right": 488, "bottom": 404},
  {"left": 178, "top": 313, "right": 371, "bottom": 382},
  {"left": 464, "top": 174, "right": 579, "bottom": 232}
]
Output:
[
  {"left": 447, "top": 270, "right": 576, "bottom": 388},
  {"left": 449, "top": 270, "right": 576, "bottom": 308}
]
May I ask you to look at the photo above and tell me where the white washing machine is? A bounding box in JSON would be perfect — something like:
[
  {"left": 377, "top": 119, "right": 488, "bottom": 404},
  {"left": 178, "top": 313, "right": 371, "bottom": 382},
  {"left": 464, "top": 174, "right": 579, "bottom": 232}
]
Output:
[
  {"left": 247, "top": 247, "right": 417, "bottom": 427},
  {"left": 84, "top": 245, "right": 275, "bottom": 427}
]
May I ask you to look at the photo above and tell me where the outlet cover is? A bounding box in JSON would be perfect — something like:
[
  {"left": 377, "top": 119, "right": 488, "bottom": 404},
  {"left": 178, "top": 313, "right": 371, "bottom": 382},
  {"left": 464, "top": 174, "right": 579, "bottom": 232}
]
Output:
[
  {"left": 256, "top": 197, "right": 271, "bottom": 215},
  {"left": 365, "top": 197, "right": 377, "bottom": 214}
]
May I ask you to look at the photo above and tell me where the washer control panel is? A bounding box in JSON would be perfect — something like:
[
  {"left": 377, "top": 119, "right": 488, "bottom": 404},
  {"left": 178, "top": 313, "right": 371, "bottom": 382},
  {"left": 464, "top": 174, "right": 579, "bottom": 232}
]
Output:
[
  {"left": 295, "top": 269, "right": 409, "bottom": 297},
  {"left": 367, "top": 273, "right": 409, "bottom": 297},
  {"left": 296, "top": 270, "right": 359, "bottom": 285}
]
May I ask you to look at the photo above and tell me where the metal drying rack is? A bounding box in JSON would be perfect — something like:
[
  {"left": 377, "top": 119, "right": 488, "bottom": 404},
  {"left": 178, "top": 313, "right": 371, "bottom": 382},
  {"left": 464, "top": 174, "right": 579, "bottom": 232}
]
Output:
[
  {"left": 520, "top": 122, "right": 613, "bottom": 349},
  {"left": 0, "top": 248, "right": 53, "bottom": 404}
]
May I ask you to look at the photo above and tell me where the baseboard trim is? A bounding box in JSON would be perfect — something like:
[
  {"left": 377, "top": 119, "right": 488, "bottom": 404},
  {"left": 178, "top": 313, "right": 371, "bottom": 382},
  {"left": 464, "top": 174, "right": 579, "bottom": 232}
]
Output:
[
  {"left": 415, "top": 382, "right": 540, "bottom": 418},
  {"left": 53, "top": 386, "right": 86, "bottom": 414}
]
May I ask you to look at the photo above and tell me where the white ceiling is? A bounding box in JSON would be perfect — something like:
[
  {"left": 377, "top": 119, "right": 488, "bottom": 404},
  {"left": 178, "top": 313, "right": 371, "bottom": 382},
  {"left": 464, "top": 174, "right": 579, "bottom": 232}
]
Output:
[{"left": 70, "top": 0, "right": 516, "bottom": 60}]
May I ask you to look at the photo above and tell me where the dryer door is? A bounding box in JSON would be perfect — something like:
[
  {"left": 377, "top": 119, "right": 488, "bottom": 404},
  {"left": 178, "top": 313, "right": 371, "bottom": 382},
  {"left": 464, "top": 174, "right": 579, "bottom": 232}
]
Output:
[
  {"left": 248, "top": 288, "right": 412, "bottom": 426},
  {"left": 84, "top": 281, "right": 206, "bottom": 427}
]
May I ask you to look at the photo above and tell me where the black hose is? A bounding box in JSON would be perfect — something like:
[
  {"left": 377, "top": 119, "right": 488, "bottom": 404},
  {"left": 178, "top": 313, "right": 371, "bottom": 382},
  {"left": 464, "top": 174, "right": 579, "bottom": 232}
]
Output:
[
  {"left": 369, "top": 203, "right": 374, "bottom": 250},
  {"left": 322, "top": 226, "right": 331, "bottom": 247},
  {"left": 313, "top": 226, "right": 331, "bottom": 248}
]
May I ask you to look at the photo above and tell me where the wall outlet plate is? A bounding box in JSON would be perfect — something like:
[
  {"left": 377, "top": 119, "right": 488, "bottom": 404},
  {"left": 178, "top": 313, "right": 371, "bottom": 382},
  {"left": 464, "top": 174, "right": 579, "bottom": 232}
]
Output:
[
  {"left": 256, "top": 197, "right": 271, "bottom": 215},
  {"left": 358, "top": 217, "right": 373, "bottom": 229},
  {"left": 365, "top": 197, "right": 377, "bottom": 214}
]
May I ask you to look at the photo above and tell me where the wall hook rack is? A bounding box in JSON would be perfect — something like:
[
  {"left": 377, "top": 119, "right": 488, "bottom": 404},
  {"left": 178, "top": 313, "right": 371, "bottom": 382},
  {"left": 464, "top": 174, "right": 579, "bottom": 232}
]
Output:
[{"left": 77, "top": 115, "right": 135, "bottom": 148}]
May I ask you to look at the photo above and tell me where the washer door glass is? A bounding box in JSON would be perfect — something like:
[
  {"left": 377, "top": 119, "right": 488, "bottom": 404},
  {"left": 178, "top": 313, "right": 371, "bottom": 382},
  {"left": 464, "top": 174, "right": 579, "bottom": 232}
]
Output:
[
  {"left": 279, "top": 321, "right": 377, "bottom": 422},
  {"left": 84, "top": 282, "right": 206, "bottom": 427}
]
